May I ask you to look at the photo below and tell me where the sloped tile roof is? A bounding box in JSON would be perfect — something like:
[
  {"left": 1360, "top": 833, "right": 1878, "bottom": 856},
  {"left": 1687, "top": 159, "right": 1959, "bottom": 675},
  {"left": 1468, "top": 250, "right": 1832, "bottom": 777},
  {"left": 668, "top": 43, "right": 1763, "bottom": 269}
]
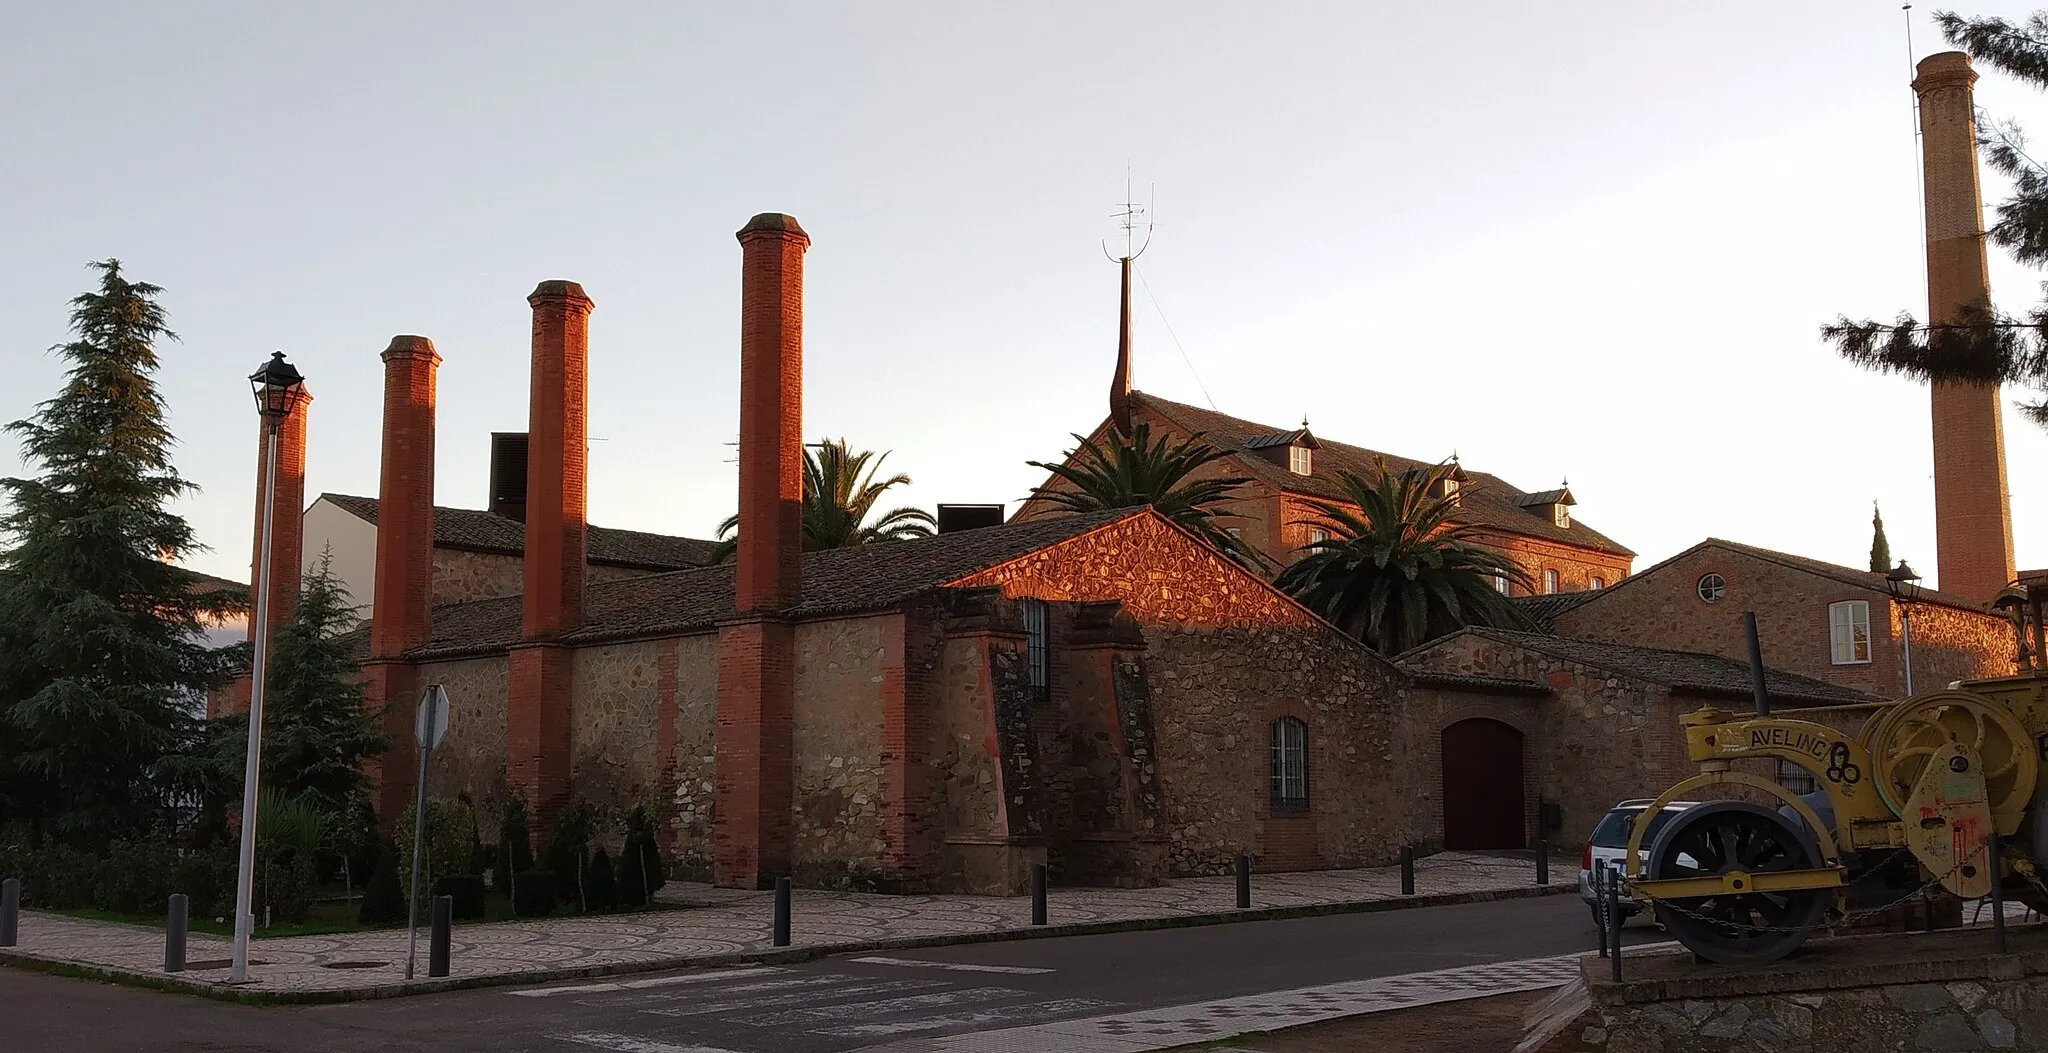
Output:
[
  {"left": 319, "top": 493, "right": 718, "bottom": 570},
  {"left": 1130, "top": 393, "right": 1633, "bottom": 557},
  {"left": 1509, "top": 591, "right": 1600, "bottom": 631},
  {"left": 404, "top": 509, "right": 1142, "bottom": 659},
  {"left": 1561, "top": 537, "right": 1990, "bottom": 617},
  {"left": 1456, "top": 628, "right": 1875, "bottom": 706}
]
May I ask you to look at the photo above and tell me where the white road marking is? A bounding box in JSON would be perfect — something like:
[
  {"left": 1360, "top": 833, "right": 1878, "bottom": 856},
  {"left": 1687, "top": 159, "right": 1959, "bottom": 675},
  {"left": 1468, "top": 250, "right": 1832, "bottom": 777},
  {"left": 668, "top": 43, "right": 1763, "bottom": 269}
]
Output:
[
  {"left": 558, "top": 1033, "right": 748, "bottom": 1053},
  {"left": 643, "top": 978, "right": 944, "bottom": 1017},
  {"left": 512, "top": 967, "right": 779, "bottom": 998},
  {"left": 734, "top": 987, "right": 1026, "bottom": 1027},
  {"left": 850, "top": 956, "right": 1055, "bottom": 975},
  {"left": 811, "top": 998, "right": 1118, "bottom": 1038}
]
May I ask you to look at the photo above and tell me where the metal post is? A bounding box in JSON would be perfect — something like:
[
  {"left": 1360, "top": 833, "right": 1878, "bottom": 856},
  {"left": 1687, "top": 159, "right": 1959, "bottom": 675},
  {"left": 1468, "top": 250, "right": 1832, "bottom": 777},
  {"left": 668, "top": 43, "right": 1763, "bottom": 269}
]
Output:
[
  {"left": 429, "top": 895, "right": 452, "bottom": 978},
  {"left": 1235, "top": 854, "right": 1251, "bottom": 909},
  {"left": 1535, "top": 840, "right": 1549, "bottom": 886},
  {"left": 1030, "top": 864, "right": 1048, "bottom": 925},
  {"left": 403, "top": 706, "right": 433, "bottom": 981},
  {"left": 231, "top": 424, "right": 282, "bottom": 984},
  {"left": 1, "top": 877, "right": 18, "bottom": 947},
  {"left": 1901, "top": 606, "right": 1917, "bottom": 697},
  {"left": 1400, "top": 845, "right": 1415, "bottom": 896},
  {"left": 1991, "top": 836, "right": 2008, "bottom": 954},
  {"left": 1742, "top": 612, "right": 1771, "bottom": 715},
  {"left": 165, "top": 894, "right": 188, "bottom": 972},
  {"left": 773, "top": 876, "right": 792, "bottom": 947},
  {"left": 1595, "top": 866, "right": 1610, "bottom": 958},
  {"left": 1608, "top": 863, "right": 1623, "bottom": 982}
]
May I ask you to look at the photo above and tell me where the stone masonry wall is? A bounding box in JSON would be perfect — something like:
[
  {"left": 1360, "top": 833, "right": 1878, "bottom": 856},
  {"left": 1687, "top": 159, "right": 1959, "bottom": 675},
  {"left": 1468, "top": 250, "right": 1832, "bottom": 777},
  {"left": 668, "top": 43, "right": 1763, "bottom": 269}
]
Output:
[
  {"left": 414, "top": 655, "right": 511, "bottom": 810},
  {"left": 431, "top": 549, "right": 526, "bottom": 607},
  {"left": 663, "top": 633, "right": 719, "bottom": 880},
  {"left": 569, "top": 639, "right": 666, "bottom": 813},
  {"left": 951, "top": 513, "right": 1422, "bottom": 874},
  {"left": 790, "top": 615, "right": 890, "bottom": 886},
  {"left": 1573, "top": 978, "right": 2040, "bottom": 1052}
]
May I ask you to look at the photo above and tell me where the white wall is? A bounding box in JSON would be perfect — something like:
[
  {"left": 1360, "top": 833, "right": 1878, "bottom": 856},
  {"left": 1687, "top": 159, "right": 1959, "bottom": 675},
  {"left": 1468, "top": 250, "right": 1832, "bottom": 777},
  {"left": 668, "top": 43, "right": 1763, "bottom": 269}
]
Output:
[{"left": 303, "top": 496, "right": 378, "bottom": 622}]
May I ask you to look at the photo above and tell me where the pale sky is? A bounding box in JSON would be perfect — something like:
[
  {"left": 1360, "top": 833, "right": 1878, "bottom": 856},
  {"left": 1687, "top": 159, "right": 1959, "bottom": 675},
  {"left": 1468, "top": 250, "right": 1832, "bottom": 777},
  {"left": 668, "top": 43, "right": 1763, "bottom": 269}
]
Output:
[{"left": 3, "top": 2, "right": 2045, "bottom": 593}]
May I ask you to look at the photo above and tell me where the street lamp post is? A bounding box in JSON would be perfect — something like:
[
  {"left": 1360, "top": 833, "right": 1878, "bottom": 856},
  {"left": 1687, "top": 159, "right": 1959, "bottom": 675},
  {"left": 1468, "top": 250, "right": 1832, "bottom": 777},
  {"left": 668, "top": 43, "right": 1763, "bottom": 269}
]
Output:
[
  {"left": 231, "top": 352, "right": 306, "bottom": 984},
  {"left": 1886, "top": 559, "right": 1923, "bottom": 699}
]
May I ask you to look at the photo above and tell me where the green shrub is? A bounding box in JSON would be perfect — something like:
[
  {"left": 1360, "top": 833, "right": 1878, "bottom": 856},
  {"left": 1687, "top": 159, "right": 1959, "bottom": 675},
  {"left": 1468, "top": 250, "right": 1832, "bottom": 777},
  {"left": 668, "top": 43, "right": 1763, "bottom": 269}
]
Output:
[
  {"left": 262, "top": 854, "right": 318, "bottom": 924},
  {"left": 358, "top": 843, "right": 407, "bottom": 926},
  {"left": 621, "top": 806, "right": 665, "bottom": 904},
  {"left": 494, "top": 795, "right": 533, "bottom": 897},
  {"left": 583, "top": 848, "right": 617, "bottom": 911},
  {"left": 511, "top": 869, "right": 557, "bottom": 917},
  {"left": 394, "top": 798, "right": 478, "bottom": 893},
  {"left": 435, "top": 874, "right": 487, "bottom": 920},
  {"left": 542, "top": 804, "right": 592, "bottom": 908}
]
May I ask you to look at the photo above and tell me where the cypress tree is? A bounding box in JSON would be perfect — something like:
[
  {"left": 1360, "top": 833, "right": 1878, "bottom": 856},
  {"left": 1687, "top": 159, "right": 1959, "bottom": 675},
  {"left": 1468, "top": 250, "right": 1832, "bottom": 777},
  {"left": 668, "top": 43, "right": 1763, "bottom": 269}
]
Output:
[
  {"left": 1870, "top": 502, "right": 1893, "bottom": 575},
  {"left": 0, "top": 260, "right": 242, "bottom": 842}
]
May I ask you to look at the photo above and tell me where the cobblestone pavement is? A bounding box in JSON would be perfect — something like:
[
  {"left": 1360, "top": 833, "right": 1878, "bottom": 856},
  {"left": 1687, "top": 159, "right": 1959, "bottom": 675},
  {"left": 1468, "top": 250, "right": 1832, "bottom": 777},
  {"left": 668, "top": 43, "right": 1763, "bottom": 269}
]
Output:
[{"left": 0, "top": 852, "right": 1560, "bottom": 999}]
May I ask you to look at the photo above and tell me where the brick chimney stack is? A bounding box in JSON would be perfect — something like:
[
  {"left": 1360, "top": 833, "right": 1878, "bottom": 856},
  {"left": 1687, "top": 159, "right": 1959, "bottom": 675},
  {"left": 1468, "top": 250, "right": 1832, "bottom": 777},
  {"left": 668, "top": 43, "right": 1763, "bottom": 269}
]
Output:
[
  {"left": 1916, "top": 51, "right": 2017, "bottom": 603},
  {"left": 715, "top": 213, "right": 809, "bottom": 888},
  {"left": 365, "top": 335, "right": 439, "bottom": 819},
  {"left": 247, "top": 386, "right": 311, "bottom": 642},
  {"left": 509, "top": 281, "right": 593, "bottom": 831}
]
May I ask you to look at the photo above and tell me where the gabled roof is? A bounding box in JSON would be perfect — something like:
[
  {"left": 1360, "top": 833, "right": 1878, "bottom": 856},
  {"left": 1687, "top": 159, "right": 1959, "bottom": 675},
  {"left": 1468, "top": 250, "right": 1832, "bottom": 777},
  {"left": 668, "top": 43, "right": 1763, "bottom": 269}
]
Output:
[
  {"left": 317, "top": 493, "right": 718, "bottom": 571},
  {"left": 1128, "top": 392, "right": 1632, "bottom": 557},
  {"left": 403, "top": 509, "right": 1142, "bottom": 659},
  {"left": 1241, "top": 429, "right": 1316, "bottom": 451},
  {"left": 1418, "top": 628, "right": 1875, "bottom": 706},
  {"left": 1561, "top": 537, "right": 1989, "bottom": 617}
]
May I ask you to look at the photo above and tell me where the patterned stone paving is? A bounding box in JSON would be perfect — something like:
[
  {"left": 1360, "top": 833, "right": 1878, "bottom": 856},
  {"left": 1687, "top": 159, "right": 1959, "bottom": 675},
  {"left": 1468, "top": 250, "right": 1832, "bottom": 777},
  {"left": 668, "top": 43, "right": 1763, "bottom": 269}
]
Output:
[{"left": 0, "top": 852, "right": 1558, "bottom": 998}]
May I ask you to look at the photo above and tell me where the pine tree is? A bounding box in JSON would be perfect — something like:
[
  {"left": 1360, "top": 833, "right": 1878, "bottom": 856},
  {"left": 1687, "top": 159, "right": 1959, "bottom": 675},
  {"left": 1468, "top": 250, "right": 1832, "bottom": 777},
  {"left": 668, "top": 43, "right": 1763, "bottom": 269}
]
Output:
[
  {"left": 1870, "top": 502, "right": 1893, "bottom": 575},
  {"left": 1823, "top": 13, "right": 2048, "bottom": 429},
  {"left": 256, "top": 551, "right": 389, "bottom": 813},
  {"left": 0, "top": 260, "right": 242, "bottom": 842}
]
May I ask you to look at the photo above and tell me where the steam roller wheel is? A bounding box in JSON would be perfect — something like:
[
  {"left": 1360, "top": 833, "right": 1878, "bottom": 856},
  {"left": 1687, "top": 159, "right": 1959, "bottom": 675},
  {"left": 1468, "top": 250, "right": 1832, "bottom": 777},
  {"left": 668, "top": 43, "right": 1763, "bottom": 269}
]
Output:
[
  {"left": 1646, "top": 801, "right": 1831, "bottom": 965},
  {"left": 1868, "top": 692, "right": 2037, "bottom": 823}
]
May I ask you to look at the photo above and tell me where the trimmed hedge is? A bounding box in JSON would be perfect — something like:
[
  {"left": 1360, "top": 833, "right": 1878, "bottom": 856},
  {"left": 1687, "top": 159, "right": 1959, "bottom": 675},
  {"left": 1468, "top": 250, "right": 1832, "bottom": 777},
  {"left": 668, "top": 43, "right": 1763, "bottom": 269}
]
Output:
[{"left": 0, "top": 840, "right": 236, "bottom": 918}]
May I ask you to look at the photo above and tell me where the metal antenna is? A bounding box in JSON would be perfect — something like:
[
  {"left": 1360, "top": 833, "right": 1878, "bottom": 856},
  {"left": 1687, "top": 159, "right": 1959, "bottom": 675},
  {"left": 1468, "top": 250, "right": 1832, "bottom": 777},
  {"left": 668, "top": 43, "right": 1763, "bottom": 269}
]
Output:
[{"left": 1101, "top": 166, "right": 1155, "bottom": 262}]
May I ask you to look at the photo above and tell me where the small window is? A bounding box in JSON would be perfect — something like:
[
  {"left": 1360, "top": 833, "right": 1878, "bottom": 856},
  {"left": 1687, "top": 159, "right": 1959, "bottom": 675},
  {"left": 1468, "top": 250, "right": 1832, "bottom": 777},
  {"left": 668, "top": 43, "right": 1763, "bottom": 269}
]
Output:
[
  {"left": 1288, "top": 446, "right": 1312, "bottom": 476},
  {"left": 1543, "top": 569, "right": 1560, "bottom": 595},
  {"left": 1775, "top": 758, "right": 1817, "bottom": 796},
  {"left": 1552, "top": 505, "right": 1571, "bottom": 529},
  {"left": 1492, "top": 572, "right": 1510, "bottom": 595},
  {"left": 1830, "top": 600, "right": 1872, "bottom": 665},
  {"left": 1589, "top": 576, "right": 1605, "bottom": 590},
  {"left": 1021, "top": 598, "right": 1051, "bottom": 700},
  {"left": 1307, "top": 527, "right": 1329, "bottom": 546},
  {"left": 1269, "top": 717, "right": 1309, "bottom": 812},
  {"left": 1697, "top": 574, "right": 1726, "bottom": 604}
]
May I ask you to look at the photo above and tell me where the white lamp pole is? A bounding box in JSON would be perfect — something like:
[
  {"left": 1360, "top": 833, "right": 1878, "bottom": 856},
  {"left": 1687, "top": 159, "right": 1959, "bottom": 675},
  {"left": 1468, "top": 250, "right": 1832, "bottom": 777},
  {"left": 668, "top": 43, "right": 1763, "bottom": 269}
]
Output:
[{"left": 231, "top": 352, "right": 305, "bottom": 984}]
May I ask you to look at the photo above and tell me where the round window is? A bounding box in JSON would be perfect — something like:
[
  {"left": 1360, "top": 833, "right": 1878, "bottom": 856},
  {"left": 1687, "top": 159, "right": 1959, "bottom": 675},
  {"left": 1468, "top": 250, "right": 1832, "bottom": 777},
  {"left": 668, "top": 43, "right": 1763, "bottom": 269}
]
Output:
[{"left": 1698, "top": 573, "right": 1726, "bottom": 603}]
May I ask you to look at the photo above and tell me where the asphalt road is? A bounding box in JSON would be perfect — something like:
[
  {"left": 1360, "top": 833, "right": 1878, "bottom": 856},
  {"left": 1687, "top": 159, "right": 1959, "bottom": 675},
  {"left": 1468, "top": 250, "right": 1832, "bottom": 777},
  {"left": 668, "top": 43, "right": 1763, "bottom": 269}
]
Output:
[{"left": 8, "top": 894, "right": 1659, "bottom": 1053}]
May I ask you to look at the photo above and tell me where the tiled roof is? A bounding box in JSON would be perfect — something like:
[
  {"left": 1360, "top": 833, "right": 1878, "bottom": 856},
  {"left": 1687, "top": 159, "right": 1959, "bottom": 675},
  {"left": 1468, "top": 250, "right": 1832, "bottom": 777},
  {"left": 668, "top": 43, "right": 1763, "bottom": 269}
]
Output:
[
  {"left": 1241, "top": 429, "right": 1313, "bottom": 450},
  {"left": 1458, "top": 628, "right": 1875, "bottom": 706},
  {"left": 1516, "top": 488, "right": 1573, "bottom": 508},
  {"left": 319, "top": 493, "right": 718, "bottom": 570},
  {"left": 1404, "top": 670, "right": 1551, "bottom": 695},
  {"left": 405, "top": 509, "right": 1142, "bottom": 659},
  {"left": 1509, "top": 591, "right": 1599, "bottom": 631},
  {"left": 173, "top": 567, "right": 247, "bottom": 594},
  {"left": 1573, "top": 538, "right": 1989, "bottom": 616},
  {"left": 1130, "top": 393, "right": 1633, "bottom": 557}
]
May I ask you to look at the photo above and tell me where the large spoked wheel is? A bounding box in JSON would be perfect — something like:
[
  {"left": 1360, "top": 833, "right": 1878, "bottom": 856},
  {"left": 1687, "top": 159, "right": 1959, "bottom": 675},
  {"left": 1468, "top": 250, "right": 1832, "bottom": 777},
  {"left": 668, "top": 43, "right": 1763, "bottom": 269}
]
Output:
[
  {"left": 1646, "top": 801, "right": 1830, "bottom": 965},
  {"left": 1868, "top": 693, "right": 2036, "bottom": 822}
]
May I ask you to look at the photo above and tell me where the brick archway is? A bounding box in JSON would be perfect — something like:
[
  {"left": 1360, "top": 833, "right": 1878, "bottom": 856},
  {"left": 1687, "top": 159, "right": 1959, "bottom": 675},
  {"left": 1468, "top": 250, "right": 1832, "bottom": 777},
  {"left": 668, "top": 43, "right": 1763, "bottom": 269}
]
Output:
[{"left": 1441, "top": 718, "right": 1526, "bottom": 850}]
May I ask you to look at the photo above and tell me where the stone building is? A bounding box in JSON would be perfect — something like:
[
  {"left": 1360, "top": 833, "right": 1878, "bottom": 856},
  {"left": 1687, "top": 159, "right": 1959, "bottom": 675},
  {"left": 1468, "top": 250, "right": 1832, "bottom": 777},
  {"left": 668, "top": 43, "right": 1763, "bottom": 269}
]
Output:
[{"left": 1516, "top": 539, "right": 2015, "bottom": 699}]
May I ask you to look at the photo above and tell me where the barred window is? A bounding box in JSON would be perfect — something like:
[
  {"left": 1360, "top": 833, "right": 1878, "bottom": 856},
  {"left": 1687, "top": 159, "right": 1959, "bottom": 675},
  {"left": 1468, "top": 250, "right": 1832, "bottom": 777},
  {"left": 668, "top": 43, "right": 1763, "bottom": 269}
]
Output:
[
  {"left": 1270, "top": 717, "right": 1309, "bottom": 812},
  {"left": 1022, "top": 597, "right": 1050, "bottom": 702}
]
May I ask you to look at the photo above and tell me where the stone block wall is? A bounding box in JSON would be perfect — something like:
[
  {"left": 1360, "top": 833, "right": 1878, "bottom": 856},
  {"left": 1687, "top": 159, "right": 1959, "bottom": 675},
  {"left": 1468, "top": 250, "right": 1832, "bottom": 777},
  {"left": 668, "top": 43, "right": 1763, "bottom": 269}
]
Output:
[
  {"left": 414, "top": 655, "right": 511, "bottom": 810},
  {"left": 1574, "top": 978, "right": 2039, "bottom": 1052},
  {"left": 431, "top": 549, "right": 526, "bottom": 607},
  {"left": 570, "top": 640, "right": 666, "bottom": 811},
  {"left": 790, "top": 615, "right": 890, "bottom": 886}
]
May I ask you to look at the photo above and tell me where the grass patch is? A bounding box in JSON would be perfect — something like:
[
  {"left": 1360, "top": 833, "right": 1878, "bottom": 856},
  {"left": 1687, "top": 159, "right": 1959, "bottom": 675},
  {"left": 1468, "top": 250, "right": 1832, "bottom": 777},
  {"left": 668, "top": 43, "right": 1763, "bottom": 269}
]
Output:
[{"left": 49, "top": 887, "right": 693, "bottom": 940}]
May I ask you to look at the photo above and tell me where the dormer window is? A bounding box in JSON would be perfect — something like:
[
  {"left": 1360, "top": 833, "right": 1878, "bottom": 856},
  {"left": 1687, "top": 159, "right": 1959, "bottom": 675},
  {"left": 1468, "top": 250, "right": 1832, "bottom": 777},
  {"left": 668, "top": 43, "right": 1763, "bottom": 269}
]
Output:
[
  {"left": 1553, "top": 505, "right": 1570, "bottom": 529},
  {"left": 1516, "top": 486, "right": 1576, "bottom": 531},
  {"left": 1242, "top": 427, "right": 1320, "bottom": 475},
  {"left": 1429, "top": 461, "right": 1469, "bottom": 506},
  {"left": 1289, "top": 445, "right": 1312, "bottom": 476}
]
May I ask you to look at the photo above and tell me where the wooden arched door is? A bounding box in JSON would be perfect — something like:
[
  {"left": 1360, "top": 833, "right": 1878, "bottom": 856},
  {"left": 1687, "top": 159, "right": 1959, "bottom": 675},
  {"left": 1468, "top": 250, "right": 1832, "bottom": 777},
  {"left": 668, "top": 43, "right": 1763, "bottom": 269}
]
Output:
[{"left": 1441, "top": 718, "right": 1526, "bottom": 850}]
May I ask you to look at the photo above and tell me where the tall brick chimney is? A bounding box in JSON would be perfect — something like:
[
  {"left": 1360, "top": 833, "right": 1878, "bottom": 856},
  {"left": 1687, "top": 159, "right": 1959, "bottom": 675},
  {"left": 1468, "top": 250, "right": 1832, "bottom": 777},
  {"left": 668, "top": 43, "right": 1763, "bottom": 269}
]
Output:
[
  {"left": 1916, "top": 51, "right": 2018, "bottom": 603},
  {"left": 247, "top": 386, "right": 311, "bottom": 642},
  {"left": 365, "top": 335, "right": 439, "bottom": 819},
  {"left": 715, "top": 213, "right": 809, "bottom": 888},
  {"left": 509, "top": 281, "right": 593, "bottom": 830},
  {"left": 1109, "top": 254, "right": 1133, "bottom": 437}
]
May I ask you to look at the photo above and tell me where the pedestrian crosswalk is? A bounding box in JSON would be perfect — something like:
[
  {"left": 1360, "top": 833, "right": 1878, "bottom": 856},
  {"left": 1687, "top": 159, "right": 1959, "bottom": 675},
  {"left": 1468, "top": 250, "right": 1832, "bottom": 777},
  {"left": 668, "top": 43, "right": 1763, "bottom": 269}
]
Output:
[{"left": 533, "top": 961, "right": 1117, "bottom": 1052}]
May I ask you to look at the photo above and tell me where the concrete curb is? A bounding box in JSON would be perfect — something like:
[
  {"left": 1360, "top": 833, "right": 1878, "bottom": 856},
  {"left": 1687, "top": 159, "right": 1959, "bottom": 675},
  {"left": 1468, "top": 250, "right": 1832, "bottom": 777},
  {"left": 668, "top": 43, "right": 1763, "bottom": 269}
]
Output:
[{"left": 0, "top": 883, "right": 1574, "bottom": 1006}]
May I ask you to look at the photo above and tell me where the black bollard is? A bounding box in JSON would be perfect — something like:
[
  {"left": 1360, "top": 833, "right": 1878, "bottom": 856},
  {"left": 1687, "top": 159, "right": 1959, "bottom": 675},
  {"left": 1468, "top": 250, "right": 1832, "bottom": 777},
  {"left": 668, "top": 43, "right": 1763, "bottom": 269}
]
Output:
[
  {"left": 1400, "top": 846, "right": 1415, "bottom": 896},
  {"left": 1535, "top": 840, "right": 1549, "bottom": 886},
  {"left": 1595, "top": 865, "right": 1610, "bottom": 959},
  {"left": 1235, "top": 854, "right": 1251, "bottom": 910},
  {"left": 164, "top": 894, "right": 188, "bottom": 972},
  {"left": 0, "top": 877, "right": 17, "bottom": 947},
  {"left": 1607, "top": 864, "right": 1623, "bottom": 982},
  {"left": 773, "top": 876, "right": 792, "bottom": 947},
  {"left": 428, "top": 894, "right": 452, "bottom": 978},
  {"left": 1030, "top": 864, "right": 1048, "bottom": 926},
  {"left": 1991, "top": 836, "right": 2008, "bottom": 955}
]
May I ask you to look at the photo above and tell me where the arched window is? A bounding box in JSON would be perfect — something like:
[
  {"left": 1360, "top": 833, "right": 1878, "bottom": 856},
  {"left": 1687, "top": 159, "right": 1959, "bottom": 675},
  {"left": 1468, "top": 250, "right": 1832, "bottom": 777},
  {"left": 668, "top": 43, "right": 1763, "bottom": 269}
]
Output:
[{"left": 1269, "top": 717, "right": 1309, "bottom": 812}]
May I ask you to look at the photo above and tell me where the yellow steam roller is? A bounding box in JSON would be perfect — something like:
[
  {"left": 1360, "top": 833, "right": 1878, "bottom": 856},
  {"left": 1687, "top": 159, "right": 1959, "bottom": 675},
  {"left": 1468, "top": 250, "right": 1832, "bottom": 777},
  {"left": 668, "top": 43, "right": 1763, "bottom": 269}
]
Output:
[{"left": 1622, "top": 580, "right": 2048, "bottom": 964}]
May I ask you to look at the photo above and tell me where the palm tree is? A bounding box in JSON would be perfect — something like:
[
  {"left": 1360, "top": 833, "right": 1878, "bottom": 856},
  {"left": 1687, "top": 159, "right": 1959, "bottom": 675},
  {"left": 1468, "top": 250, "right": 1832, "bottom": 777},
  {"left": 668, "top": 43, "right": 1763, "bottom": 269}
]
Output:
[
  {"left": 712, "top": 439, "right": 936, "bottom": 562},
  {"left": 1025, "top": 422, "right": 1257, "bottom": 566},
  {"left": 1274, "top": 459, "right": 1531, "bottom": 654}
]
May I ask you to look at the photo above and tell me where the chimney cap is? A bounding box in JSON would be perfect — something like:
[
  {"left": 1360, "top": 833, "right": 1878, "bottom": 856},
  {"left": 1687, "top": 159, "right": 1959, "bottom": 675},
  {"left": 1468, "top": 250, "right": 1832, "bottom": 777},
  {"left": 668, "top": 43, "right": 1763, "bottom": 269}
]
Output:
[
  {"left": 381, "top": 334, "right": 440, "bottom": 362},
  {"left": 738, "top": 213, "right": 809, "bottom": 241},
  {"left": 528, "top": 280, "right": 594, "bottom": 306},
  {"left": 1914, "top": 50, "right": 1977, "bottom": 92}
]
